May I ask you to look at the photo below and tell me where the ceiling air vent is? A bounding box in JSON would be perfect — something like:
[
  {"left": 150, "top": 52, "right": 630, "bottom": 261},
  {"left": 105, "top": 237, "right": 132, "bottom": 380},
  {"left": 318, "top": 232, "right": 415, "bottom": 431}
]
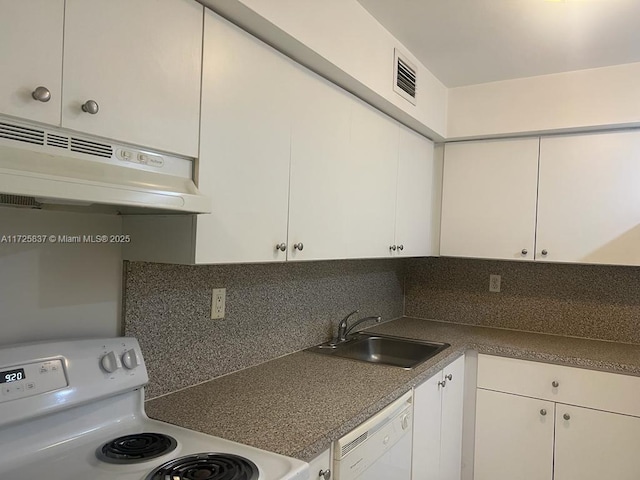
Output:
[
  {"left": 393, "top": 49, "right": 417, "bottom": 105},
  {"left": 70, "top": 137, "right": 113, "bottom": 158},
  {"left": 0, "top": 122, "right": 45, "bottom": 146}
]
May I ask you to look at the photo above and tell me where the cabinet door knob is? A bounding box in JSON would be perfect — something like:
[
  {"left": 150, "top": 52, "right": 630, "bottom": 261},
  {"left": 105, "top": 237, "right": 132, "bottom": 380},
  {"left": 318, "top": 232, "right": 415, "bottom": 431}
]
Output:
[
  {"left": 389, "top": 245, "right": 397, "bottom": 251},
  {"left": 275, "top": 243, "right": 286, "bottom": 252},
  {"left": 319, "top": 469, "right": 331, "bottom": 480},
  {"left": 552, "top": 381, "right": 559, "bottom": 388},
  {"left": 293, "top": 242, "right": 304, "bottom": 251},
  {"left": 398, "top": 244, "right": 404, "bottom": 251},
  {"left": 521, "top": 248, "right": 528, "bottom": 255},
  {"left": 31, "top": 86, "right": 51, "bottom": 102},
  {"left": 541, "top": 249, "right": 548, "bottom": 256},
  {"left": 438, "top": 380, "right": 446, "bottom": 388},
  {"left": 540, "top": 409, "right": 547, "bottom": 416},
  {"left": 82, "top": 99, "right": 99, "bottom": 114},
  {"left": 563, "top": 413, "right": 571, "bottom": 421},
  {"left": 444, "top": 373, "right": 453, "bottom": 381}
]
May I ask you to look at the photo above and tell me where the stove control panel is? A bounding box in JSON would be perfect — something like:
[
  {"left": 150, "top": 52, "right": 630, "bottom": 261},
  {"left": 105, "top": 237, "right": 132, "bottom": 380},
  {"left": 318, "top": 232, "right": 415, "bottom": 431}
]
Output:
[{"left": 0, "top": 359, "right": 67, "bottom": 404}]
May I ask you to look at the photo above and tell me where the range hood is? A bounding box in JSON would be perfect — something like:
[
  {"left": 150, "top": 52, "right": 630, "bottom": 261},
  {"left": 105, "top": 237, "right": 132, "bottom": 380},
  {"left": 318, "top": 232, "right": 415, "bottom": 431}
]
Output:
[{"left": 0, "top": 117, "right": 211, "bottom": 214}]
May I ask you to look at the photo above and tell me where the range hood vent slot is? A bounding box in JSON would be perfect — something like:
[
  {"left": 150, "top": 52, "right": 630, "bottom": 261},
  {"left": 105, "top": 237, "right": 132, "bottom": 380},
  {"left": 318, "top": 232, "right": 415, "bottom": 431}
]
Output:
[
  {"left": 70, "top": 137, "right": 113, "bottom": 158},
  {"left": 46, "top": 133, "right": 70, "bottom": 150},
  {"left": 393, "top": 49, "right": 417, "bottom": 105},
  {"left": 0, "top": 122, "right": 45, "bottom": 146},
  {"left": 0, "top": 194, "right": 42, "bottom": 209}
]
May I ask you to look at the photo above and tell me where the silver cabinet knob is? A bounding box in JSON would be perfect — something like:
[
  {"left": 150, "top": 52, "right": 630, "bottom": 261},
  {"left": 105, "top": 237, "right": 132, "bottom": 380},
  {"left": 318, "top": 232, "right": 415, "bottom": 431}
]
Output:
[
  {"left": 275, "top": 243, "right": 286, "bottom": 252},
  {"left": 521, "top": 248, "right": 528, "bottom": 255},
  {"left": 552, "top": 381, "right": 559, "bottom": 388},
  {"left": 389, "top": 245, "right": 397, "bottom": 251},
  {"left": 398, "top": 244, "right": 404, "bottom": 251},
  {"left": 563, "top": 413, "right": 571, "bottom": 421},
  {"left": 438, "top": 380, "right": 447, "bottom": 388},
  {"left": 82, "top": 99, "right": 99, "bottom": 114},
  {"left": 31, "top": 86, "right": 51, "bottom": 102},
  {"left": 293, "top": 243, "right": 304, "bottom": 251},
  {"left": 540, "top": 409, "right": 547, "bottom": 416},
  {"left": 541, "top": 249, "right": 548, "bottom": 256},
  {"left": 319, "top": 469, "right": 331, "bottom": 480},
  {"left": 444, "top": 373, "right": 453, "bottom": 381}
]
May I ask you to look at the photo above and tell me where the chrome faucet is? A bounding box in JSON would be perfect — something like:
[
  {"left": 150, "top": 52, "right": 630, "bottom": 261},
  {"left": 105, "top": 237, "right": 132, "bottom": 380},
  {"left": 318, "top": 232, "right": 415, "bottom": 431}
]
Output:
[{"left": 335, "top": 310, "right": 382, "bottom": 343}]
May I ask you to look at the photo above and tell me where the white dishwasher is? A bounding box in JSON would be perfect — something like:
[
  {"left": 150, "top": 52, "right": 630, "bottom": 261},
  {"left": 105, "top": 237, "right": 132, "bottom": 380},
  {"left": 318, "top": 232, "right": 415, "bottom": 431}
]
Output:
[{"left": 334, "top": 391, "right": 413, "bottom": 480}]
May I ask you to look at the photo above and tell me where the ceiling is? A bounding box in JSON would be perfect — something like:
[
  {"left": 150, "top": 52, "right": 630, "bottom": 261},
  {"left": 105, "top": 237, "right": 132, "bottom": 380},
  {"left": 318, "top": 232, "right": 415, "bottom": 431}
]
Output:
[{"left": 357, "top": 0, "right": 640, "bottom": 87}]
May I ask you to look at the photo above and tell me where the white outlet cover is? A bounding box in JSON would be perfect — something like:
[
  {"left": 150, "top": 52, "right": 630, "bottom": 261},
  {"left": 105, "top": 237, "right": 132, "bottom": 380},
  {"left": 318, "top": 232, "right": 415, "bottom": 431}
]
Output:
[
  {"left": 211, "top": 288, "right": 226, "bottom": 319},
  {"left": 489, "top": 275, "right": 501, "bottom": 293}
]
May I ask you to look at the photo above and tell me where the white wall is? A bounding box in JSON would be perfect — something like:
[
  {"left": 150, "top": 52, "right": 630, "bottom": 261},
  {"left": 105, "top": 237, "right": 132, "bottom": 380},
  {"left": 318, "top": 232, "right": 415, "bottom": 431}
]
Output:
[
  {"left": 448, "top": 62, "right": 640, "bottom": 139},
  {"left": 201, "top": 0, "right": 448, "bottom": 140},
  {"left": 0, "top": 207, "right": 122, "bottom": 345}
]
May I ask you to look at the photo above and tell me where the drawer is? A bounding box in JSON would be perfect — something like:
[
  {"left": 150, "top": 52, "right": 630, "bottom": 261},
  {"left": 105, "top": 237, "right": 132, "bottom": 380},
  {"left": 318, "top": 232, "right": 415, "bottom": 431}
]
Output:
[{"left": 477, "top": 354, "right": 640, "bottom": 417}]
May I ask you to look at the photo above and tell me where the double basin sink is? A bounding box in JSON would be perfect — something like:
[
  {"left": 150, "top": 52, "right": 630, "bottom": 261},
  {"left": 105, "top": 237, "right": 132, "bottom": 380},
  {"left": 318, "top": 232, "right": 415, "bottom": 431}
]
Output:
[{"left": 307, "top": 333, "right": 449, "bottom": 369}]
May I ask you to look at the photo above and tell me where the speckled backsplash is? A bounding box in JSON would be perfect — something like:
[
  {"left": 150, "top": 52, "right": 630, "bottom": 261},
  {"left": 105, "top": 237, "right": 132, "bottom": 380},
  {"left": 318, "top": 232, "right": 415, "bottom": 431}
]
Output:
[
  {"left": 405, "top": 257, "right": 640, "bottom": 344},
  {"left": 124, "top": 259, "right": 405, "bottom": 399}
]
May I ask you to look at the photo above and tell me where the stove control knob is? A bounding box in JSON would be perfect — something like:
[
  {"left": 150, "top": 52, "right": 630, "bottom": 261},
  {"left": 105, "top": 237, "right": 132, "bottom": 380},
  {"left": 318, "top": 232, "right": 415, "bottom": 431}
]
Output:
[
  {"left": 100, "top": 351, "right": 120, "bottom": 373},
  {"left": 121, "top": 349, "right": 139, "bottom": 370}
]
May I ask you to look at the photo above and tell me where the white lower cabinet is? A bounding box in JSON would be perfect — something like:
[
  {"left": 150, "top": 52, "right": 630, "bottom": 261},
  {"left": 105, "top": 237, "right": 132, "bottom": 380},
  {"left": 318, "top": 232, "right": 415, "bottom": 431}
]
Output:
[
  {"left": 308, "top": 448, "right": 332, "bottom": 480},
  {"left": 412, "top": 355, "right": 465, "bottom": 480},
  {"left": 554, "top": 405, "right": 640, "bottom": 480},
  {"left": 474, "top": 390, "right": 554, "bottom": 480},
  {"left": 474, "top": 355, "right": 640, "bottom": 480}
]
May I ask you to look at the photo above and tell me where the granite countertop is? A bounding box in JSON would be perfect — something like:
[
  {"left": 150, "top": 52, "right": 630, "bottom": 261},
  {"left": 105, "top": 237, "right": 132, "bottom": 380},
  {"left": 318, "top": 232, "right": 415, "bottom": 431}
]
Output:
[{"left": 145, "top": 317, "right": 640, "bottom": 462}]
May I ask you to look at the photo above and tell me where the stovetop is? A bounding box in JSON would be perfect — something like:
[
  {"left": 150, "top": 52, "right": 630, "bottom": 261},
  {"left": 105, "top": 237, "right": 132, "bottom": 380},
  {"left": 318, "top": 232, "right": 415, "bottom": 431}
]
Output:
[{"left": 0, "top": 338, "right": 308, "bottom": 480}]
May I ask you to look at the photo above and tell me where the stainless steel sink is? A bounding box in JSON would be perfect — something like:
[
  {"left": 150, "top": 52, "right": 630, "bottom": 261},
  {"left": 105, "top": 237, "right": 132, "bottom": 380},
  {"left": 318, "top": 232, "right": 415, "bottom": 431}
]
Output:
[{"left": 306, "top": 333, "right": 450, "bottom": 369}]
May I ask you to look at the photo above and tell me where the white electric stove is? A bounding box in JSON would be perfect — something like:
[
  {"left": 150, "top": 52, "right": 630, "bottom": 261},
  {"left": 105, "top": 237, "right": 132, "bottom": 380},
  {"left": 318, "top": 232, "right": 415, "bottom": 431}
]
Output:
[{"left": 0, "top": 337, "right": 309, "bottom": 480}]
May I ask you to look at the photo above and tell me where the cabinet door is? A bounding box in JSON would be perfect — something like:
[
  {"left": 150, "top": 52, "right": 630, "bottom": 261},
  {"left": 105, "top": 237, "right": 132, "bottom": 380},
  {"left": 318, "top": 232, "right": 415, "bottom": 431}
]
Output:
[
  {"left": 412, "top": 370, "right": 443, "bottom": 480},
  {"left": 62, "top": 0, "right": 202, "bottom": 156},
  {"left": 440, "top": 356, "right": 465, "bottom": 480},
  {"left": 554, "top": 404, "right": 640, "bottom": 480},
  {"left": 194, "top": 11, "right": 292, "bottom": 264},
  {"left": 440, "top": 138, "right": 539, "bottom": 261},
  {"left": 395, "top": 126, "right": 437, "bottom": 257},
  {"left": 308, "top": 448, "right": 331, "bottom": 480},
  {"left": 288, "top": 72, "right": 351, "bottom": 261},
  {"left": 345, "top": 100, "right": 399, "bottom": 259},
  {"left": 537, "top": 131, "right": 640, "bottom": 265},
  {"left": 0, "top": 0, "right": 63, "bottom": 125},
  {"left": 474, "top": 389, "right": 554, "bottom": 480}
]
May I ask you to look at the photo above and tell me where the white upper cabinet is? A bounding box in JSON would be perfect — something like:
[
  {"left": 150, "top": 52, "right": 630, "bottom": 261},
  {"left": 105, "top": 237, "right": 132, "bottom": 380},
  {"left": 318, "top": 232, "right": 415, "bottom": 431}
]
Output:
[
  {"left": 345, "top": 100, "right": 399, "bottom": 258},
  {"left": 123, "top": 8, "right": 437, "bottom": 265},
  {"left": 395, "top": 127, "right": 438, "bottom": 257},
  {"left": 440, "top": 138, "right": 540, "bottom": 261},
  {"left": 287, "top": 72, "right": 352, "bottom": 261},
  {"left": 62, "top": 0, "right": 203, "bottom": 156},
  {"left": 0, "top": 0, "right": 64, "bottom": 125},
  {"left": 194, "top": 10, "right": 293, "bottom": 264},
  {"left": 537, "top": 131, "right": 640, "bottom": 266}
]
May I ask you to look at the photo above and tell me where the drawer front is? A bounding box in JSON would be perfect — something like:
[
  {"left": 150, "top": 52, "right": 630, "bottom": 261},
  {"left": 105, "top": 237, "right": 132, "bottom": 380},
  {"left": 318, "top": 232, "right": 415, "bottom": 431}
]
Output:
[{"left": 477, "top": 354, "right": 640, "bottom": 417}]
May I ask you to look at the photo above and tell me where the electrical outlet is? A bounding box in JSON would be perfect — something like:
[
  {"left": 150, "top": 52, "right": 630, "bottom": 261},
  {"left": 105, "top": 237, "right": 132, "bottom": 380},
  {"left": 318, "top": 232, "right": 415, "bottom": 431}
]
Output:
[
  {"left": 489, "top": 275, "right": 501, "bottom": 293},
  {"left": 211, "top": 288, "right": 226, "bottom": 319}
]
